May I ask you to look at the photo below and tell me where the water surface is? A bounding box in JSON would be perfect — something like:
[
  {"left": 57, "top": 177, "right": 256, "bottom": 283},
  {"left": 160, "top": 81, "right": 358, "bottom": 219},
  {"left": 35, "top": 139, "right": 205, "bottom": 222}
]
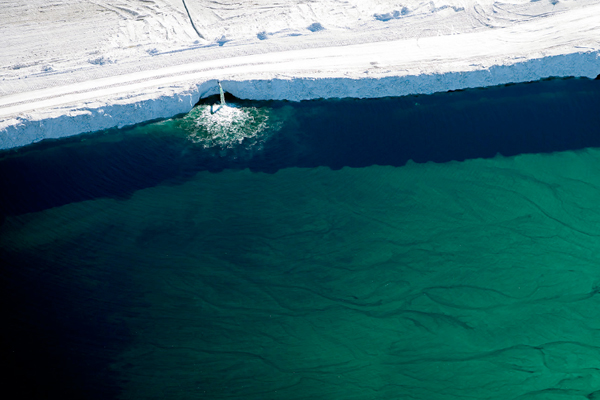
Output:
[{"left": 2, "top": 78, "right": 600, "bottom": 399}]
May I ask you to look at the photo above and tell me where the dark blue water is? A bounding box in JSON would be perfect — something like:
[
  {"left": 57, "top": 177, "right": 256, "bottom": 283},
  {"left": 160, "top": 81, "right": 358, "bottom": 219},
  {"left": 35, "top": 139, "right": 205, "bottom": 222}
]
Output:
[
  {"left": 1, "top": 78, "right": 599, "bottom": 218},
  {"left": 1, "top": 77, "right": 600, "bottom": 400}
]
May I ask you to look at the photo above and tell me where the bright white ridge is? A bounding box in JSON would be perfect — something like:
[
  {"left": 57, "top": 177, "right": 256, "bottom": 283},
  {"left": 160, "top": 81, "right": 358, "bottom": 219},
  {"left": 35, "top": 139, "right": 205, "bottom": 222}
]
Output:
[{"left": 1, "top": 0, "right": 599, "bottom": 150}]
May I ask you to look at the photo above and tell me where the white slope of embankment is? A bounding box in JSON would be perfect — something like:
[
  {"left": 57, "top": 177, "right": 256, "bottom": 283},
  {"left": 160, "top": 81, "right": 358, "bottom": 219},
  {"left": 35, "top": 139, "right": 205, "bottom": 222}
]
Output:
[{"left": 1, "top": 0, "right": 599, "bottom": 150}]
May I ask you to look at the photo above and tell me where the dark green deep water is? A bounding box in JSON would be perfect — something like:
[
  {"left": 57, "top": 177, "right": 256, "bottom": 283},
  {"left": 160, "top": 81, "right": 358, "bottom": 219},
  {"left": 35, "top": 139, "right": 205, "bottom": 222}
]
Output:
[{"left": 2, "top": 78, "right": 600, "bottom": 399}]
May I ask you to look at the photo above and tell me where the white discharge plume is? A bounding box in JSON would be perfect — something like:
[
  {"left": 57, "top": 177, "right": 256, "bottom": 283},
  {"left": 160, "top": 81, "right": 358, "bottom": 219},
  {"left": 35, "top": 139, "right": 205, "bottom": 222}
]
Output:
[{"left": 185, "top": 104, "right": 272, "bottom": 149}]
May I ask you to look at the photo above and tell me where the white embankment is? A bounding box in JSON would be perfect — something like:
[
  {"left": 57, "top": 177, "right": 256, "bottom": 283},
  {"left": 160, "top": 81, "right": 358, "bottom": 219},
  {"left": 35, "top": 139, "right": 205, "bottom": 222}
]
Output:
[
  {"left": 1, "top": 50, "right": 599, "bottom": 151},
  {"left": 1, "top": 0, "right": 599, "bottom": 150},
  {"left": 1, "top": 0, "right": 600, "bottom": 152}
]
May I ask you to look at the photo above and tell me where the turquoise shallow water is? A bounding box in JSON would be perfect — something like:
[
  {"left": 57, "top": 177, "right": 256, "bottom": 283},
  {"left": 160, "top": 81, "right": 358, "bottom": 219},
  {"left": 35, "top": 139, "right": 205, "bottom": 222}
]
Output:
[{"left": 2, "top": 78, "right": 600, "bottom": 399}]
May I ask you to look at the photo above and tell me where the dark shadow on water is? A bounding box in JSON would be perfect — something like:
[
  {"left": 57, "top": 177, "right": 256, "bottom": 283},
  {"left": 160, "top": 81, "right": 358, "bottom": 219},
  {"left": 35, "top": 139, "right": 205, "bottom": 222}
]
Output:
[
  {"left": 0, "top": 248, "right": 132, "bottom": 400},
  {"left": 0, "top": 77, "right": 599, "bottom": 217}
]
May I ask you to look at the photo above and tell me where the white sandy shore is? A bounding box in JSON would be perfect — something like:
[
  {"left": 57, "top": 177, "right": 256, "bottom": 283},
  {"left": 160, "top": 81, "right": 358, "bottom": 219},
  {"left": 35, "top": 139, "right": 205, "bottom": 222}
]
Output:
[{"left": 1, "top": 0, "right": 599, "bottom": 150}]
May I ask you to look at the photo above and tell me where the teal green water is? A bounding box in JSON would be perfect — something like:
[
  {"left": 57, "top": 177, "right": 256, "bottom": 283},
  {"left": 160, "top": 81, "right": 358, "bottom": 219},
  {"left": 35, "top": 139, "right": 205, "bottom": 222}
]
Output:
[{"left": 2, "top": 79, "right": 600, "bottom": 399}]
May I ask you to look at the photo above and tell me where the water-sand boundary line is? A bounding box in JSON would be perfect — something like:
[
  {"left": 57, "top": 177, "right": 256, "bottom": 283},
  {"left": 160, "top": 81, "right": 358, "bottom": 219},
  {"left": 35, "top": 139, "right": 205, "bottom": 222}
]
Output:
[{"left": 1, "top": 4, "right": 599, "bottom": 151}]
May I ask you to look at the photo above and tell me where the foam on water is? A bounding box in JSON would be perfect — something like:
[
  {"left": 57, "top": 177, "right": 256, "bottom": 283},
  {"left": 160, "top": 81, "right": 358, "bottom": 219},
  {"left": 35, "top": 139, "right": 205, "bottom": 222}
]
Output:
[{"left": 179, "top": 103, "right": 273, "bottom": 150}]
